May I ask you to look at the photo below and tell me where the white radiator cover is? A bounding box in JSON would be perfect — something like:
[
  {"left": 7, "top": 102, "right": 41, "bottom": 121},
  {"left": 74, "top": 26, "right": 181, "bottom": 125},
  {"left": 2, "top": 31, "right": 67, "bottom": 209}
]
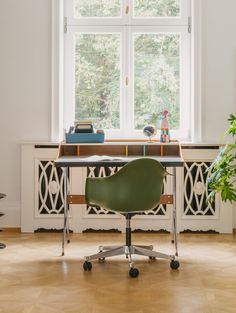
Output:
[{"left": 21, "top": 143, "right": 233, "bottom": 233}]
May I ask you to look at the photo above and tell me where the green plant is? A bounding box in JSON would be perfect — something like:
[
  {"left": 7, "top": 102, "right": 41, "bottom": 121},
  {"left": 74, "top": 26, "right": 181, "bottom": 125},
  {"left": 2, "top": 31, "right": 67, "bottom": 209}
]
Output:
[{"left": 207, "top": 114, "right": 236, "bottom": 203}]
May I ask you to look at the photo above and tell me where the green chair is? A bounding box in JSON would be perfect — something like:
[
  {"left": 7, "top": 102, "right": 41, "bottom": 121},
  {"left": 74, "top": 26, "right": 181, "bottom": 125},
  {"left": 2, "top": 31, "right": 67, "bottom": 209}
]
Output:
[{"left": 83, "top": 158, "right": 179, "bottom": 277}]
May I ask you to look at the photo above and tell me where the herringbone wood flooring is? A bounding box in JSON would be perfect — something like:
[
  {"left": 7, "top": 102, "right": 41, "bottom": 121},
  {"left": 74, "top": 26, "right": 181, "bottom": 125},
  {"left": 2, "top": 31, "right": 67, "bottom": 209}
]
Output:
[{"left": 1, "top": 231, "right": 236, "bottom": 313}]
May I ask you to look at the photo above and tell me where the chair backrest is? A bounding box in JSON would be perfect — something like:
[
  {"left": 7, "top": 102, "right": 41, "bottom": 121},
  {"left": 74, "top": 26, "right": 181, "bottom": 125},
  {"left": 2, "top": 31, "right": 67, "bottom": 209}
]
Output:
[{"left": 85, "top": 158, "right": 167, "bottom": 213}]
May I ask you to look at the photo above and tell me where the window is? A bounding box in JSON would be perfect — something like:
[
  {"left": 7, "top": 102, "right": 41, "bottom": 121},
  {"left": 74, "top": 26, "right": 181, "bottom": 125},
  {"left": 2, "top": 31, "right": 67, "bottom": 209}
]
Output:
[{"left": 64, "top": 0, "right": 191, "bottom": 139}]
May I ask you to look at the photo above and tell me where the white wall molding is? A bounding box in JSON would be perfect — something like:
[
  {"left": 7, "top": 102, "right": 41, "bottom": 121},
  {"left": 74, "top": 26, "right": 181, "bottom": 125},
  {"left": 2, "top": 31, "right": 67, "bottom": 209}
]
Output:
[
  {"left": 191, "top": 0, "right": 203, "bottom": 142},
  {"left": 51, "top": 0, "right": 64, "bottom": 142}
]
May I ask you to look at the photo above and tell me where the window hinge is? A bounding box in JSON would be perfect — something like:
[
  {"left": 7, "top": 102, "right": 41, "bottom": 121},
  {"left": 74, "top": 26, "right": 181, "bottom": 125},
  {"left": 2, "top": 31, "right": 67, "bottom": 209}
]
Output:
[
  {"left": 125, "top": 5, "right": 129, "bottom": 15},
  {"left": 64, "top": 16, "right": 68, "bottom": 34},
  {"left": 188, "top": 16, "right": 191, "bottom": 33},
  {"left": 125, "top": 77, "right": 129, "bottom": 86}
]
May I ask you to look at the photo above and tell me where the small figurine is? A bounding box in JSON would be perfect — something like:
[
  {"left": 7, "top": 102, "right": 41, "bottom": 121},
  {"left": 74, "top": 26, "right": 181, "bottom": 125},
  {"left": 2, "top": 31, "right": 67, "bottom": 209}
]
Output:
[{"left": 160, "top": 110, "right": 170, "bottom": 143}]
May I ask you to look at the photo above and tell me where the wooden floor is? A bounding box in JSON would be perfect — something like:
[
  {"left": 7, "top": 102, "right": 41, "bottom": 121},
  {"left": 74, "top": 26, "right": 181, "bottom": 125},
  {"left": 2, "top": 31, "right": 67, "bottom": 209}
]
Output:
[{"left": 1, "top": 231, "right": 236, "bottom": 313}]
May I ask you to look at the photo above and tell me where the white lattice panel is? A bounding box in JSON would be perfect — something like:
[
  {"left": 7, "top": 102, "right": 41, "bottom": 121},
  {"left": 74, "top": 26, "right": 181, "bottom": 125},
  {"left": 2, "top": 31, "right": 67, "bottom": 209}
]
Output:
[
  {"left": 36, "top": 159, "right": 66, "bottom": 216},
  {"left": 183, "top": 162, "right": 218, "bottom": 218},
  {"left": 178, "top": 148, "right": 233, "bottom": 233}
]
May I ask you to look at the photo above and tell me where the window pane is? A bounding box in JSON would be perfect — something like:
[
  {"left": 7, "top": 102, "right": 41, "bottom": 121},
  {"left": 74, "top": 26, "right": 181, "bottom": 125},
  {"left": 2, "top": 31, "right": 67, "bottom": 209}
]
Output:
[
  {"left": 74, "top": 0, "right": 121, "bottom": 18},
  {"left": 134, "top": 33, "right": 180, "bottom": 130},
  {"left": 134, "top": 0, "right": 180, "bottom": 17},
  {"left": 75, "top": 34, "right": 120, "bottom": 129}
]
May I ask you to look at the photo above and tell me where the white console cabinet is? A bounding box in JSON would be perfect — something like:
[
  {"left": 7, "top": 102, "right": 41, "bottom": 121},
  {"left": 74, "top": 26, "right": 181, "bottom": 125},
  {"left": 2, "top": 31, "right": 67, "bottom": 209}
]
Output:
[{"left": 21, "top": 143, "right": 233, "bottom": 233}]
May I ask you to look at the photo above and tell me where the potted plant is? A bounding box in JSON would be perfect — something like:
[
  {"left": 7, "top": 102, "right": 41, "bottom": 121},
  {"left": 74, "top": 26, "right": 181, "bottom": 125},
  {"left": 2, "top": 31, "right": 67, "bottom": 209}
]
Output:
[{"left": 207, "top": 114, "right": 236, "bottom": 203}]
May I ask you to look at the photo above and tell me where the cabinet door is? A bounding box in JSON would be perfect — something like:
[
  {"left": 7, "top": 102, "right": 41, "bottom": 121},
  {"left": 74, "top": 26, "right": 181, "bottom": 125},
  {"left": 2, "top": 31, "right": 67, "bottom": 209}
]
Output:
[{"left": 178, "top": 148, "right": 233, "bottom": 233}]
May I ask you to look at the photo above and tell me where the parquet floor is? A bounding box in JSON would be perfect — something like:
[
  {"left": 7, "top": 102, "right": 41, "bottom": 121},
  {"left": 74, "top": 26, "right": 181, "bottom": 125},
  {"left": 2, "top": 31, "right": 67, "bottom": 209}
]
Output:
[{"left": 1, "top": 231, "right": 236, "bottom": 313}]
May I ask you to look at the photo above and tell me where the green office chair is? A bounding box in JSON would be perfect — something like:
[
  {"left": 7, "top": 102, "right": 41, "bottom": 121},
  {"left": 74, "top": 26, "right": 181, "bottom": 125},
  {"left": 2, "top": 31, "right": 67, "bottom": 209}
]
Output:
[{"left": 83, "top": 158, "right": 179, "bottom": 277}]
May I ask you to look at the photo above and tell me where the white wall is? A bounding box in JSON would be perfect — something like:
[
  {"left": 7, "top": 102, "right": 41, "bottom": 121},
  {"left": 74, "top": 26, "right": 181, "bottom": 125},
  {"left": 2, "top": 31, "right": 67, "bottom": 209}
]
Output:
[
  {"left": 201, "top": 0, "right": 236, "bottom": 226},
  {"left": 0, "top": 0, "right": 51, "bottom": 226},
  {"left": 202, "top": 0, "right": 236, "bottom": 142},
  {"left": 0, "top": 0, "right": 235, "bottom": 227}
]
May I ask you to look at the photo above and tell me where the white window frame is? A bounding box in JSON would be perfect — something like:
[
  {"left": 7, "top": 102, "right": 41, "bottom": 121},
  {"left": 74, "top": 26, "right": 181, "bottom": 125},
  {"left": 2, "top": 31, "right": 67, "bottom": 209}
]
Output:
[
  {"left": 51, "top": 0, "right": 202, "bottom": 142},
  {"left": 64, "top": 25, "right": 126, "bottom": 136},
  {"left": 129, "top": 26, "right": 190, "bottom": 140},
  {"left": 65, "top": 0, "right": 189, "bottom": 26}
]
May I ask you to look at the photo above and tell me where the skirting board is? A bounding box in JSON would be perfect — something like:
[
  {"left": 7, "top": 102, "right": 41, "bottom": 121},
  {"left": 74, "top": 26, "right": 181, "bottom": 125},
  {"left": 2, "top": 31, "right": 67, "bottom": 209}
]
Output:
[{"left": 1, "top": 227, "right": 21, "bottom": 233}]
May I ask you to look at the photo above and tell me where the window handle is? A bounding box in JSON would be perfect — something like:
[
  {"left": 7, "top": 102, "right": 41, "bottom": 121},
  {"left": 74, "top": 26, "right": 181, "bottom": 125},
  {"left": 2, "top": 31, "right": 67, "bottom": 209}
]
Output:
[
  {"left": 125, "top": 5, "right": 129, "bottom": 15},
  {"left": 64, "top": 16, "right": 67, "bottom": 34},
  {"left": 125, "top": 77, "right": 129, "bottom": 86}
]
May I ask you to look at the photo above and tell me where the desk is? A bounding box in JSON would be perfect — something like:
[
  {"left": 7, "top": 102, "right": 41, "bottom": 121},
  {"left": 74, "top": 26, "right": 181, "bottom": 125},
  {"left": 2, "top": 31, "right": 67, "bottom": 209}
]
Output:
[{"left": 54, "top": 142, "right": 184, "bottom": 256}]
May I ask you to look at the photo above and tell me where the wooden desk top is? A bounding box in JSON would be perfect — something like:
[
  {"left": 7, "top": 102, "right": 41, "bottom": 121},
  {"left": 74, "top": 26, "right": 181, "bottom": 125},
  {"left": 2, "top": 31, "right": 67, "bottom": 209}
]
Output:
[
  {"left": 54, "top": 141, "right": 184, "bottom": 168},
  {"left": 54, "top": 155, "right": 184, "bottom": 168}
]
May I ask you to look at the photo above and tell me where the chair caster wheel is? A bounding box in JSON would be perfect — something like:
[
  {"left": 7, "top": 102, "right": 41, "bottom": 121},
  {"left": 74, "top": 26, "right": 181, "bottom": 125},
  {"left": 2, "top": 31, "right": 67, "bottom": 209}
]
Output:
[
  {"left": 98, "top": 257, "right": 105, "bottom": 261},
  {"left": 67, "top": 239, "right": 70, "bottom": 244},
  {"left": 129, "top": 268, "right": 139, "bottom": 278},
  {"left": 0, "top": 243, "right": 6, "bottom": 249},
  {"left": 149, "top": 256, "right": 156, "bottom": 260},
  {"left": 170, "top": 260, "right": 180, "bottom": 270},
  {"left": 83, "top": 261, "right": 92, "bottom": 271}
]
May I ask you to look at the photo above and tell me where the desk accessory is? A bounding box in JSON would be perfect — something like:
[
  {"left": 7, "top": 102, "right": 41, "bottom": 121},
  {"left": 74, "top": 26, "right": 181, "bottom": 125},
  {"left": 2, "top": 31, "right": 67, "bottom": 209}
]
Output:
[
  {"left": 74, "top": 120, "right": 94, "bottom": 133},
  {"left": 160, "top": 110, "right": 170, "bottom": 143},
  {"left": 66, "top": 132, "right": 105, "bottom": 143},
  {"left": 143, "top": 125, "right": 157, "bottom": 142}
]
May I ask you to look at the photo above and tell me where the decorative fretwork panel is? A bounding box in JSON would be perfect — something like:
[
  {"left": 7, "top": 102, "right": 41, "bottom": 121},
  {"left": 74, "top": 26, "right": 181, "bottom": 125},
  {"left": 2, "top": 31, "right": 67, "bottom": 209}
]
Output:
[
  {"left": 86, "top": 166, "right": 168, "bottom": 216},
  {"left": 184, "top": 162, "right": 216, "bottom": 216},
  {"left": 37, "top": 160, "right": 66, "bottom": 215}
]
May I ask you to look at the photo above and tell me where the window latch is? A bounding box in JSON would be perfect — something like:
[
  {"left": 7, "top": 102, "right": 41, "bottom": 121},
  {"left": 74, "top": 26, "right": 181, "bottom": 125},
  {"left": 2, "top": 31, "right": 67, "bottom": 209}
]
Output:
[
  {"left": 188, "top": 16, "right": 191, "bottom": 34},
  {"left": 64, "top": 16, "right": 68, "bottom": 34}
]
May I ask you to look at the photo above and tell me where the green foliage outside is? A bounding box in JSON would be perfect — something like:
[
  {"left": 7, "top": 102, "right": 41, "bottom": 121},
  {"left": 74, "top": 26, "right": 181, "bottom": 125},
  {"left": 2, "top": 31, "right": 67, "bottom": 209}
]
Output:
[
  {"left": 134, "top": 34, "right": 179, "bottom": 129},
  {"left": 74, "top": 0, "right": 179, "bottom": 17},
  {"left": 75, "top": 0, "right": 120, "bottom": 17},
  {"left": 134, "top": 0, "right": 179, "bottom": 17},
  {"left": 75, "top": 33, "right": 179, "bottom": 130},
  {"left": 207, "top": 114, "right": 236, "bottom": 203},
  {"left": 75, "top": 34, "right": 120, "bottom": 129}
]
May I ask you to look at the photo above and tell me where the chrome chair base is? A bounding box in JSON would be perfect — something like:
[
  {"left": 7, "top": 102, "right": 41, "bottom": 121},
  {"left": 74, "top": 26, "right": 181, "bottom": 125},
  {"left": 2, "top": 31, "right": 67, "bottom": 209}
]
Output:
[
  {"left": 83, "top": 214, "right": 180, "bottom": 277},
  {"left": 85, "top": 244, "right": 176, "bottom": 269}
]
